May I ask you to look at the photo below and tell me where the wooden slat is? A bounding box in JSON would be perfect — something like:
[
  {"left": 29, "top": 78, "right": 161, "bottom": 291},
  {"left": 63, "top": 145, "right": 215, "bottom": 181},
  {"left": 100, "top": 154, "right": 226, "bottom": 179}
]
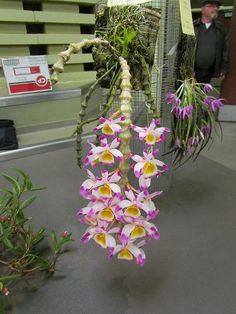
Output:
[
  {"left": 56, "top": 71, "right": 96, "bottom": 82},
  {"left": 0, "top": 0, "right": 23, "bottom": 10},
  {"left": 47, "top": 54, "right": 93, "bottom": 64},
  {"left": 35, "top": 11, "right": 95, "bottom": 24},
  {"left": 0, "top": 10, "right": 95, "bottom": 25},
  {"left": 0, "top": 34, "right": 94, "bottom": 45},
  {"left": 0, "top": 54, "right": 93, "bottom": 67},
  {"left": 0, "top": 10, "right": 33, "bottom": 22}
]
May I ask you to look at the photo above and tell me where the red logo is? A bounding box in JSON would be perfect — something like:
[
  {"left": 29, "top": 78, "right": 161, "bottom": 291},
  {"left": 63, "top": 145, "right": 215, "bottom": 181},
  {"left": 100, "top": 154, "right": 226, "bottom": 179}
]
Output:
[{"left": 36, "top": 75, "right": 48, "bottom": 87}]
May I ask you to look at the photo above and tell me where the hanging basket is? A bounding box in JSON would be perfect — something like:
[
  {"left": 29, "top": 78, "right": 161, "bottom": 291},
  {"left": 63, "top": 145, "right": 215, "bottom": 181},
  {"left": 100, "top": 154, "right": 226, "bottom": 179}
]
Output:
[{"left": 92, "top": 4, "right": 161, "bottom": 90}]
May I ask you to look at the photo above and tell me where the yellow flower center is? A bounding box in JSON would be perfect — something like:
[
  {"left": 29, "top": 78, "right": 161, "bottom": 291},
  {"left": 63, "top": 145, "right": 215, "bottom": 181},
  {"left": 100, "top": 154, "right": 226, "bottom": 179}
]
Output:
[
  {"left": 94, "top": 233, "right": 106, "bottom": 248},
  {"left": 118, "top": 248, "right": 133, "bottom": 260},
  {"left": 125, "top": 204, "right": 140, "bottom": 217},
  {"left": 102, "top": 124, "right": 114, "bottom": 135},
  {"left": 100, "top": 150, "right": 114, "bottom": 163},
  {"left": 99, "top": 208, "right": 114, "bottom": 221},
  {"left": 98, "top": 184, "right": 112, "bottom": 197},
  {"left": 145, "top": 134, "right": 156, "bottom": 144},
  {"left": 143, "top": 161, "right": 157, "bottom": 176},
  {"left": 131, "top": 226, "right": 146, "bottom": 239}
]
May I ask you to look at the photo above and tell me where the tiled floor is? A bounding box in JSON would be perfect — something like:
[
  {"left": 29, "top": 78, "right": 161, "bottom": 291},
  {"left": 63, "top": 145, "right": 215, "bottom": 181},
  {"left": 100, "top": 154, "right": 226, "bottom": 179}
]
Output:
[{"left": 0, "top": 123, "right": 236, "bottom": 314}]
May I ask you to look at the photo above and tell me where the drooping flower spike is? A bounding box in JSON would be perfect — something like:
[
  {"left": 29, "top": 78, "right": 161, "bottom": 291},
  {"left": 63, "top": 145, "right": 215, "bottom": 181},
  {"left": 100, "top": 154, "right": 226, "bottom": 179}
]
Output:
[{"left": 78, "top": 57, "right": 169, "bottom": 266}]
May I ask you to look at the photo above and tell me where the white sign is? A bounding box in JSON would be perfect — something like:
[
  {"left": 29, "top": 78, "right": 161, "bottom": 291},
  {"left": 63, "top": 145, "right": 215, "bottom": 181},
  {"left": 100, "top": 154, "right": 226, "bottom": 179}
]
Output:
[
  {"left": 1, "top": 55, "right": 52, "bottom": 95},
  {"left": 107, "top": 0, "right": 150, "bottom": 6},
  {"left": 179, "top": 0, "right": 195, "bottom": 36}
]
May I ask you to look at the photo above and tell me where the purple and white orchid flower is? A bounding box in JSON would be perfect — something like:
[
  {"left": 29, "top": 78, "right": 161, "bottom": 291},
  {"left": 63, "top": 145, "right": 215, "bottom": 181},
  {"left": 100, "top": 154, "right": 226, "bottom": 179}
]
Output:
[
  {"left": 78, "top": 196, "right": 123, "bottom": 223},
  {"left": 93, "top": 116, "right": 125, "bottom": 136},
  {"left": 132, "top": 150, "right": 168, "bottom": 178},
  {"left": 118, "top": 189, "right": 142, "bottom": 219},
  {"left": 92, "top": 170, "right": 122, "bottom": 198},
  {"left": 120, "top": 219, "right": 160, "bottom": 247},
  {"left": 84, "top": 137, "right": 123, "bottom": 166},
  {"left": 131, "top": 119, "right": 170, "bottom": 146},
  {"left": 110, "top": 241, "right": 146, "bottom": 266},
  {"left": 137, "top": 190, "right": 162, "bottom": 219},
  {"left": 82, "top": 225, "right": 120, "bottom": 251}
]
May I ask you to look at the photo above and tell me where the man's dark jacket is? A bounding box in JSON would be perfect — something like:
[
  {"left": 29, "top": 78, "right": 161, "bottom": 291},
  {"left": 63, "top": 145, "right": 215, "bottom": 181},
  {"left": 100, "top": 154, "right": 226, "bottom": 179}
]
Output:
[{"left": 194, "top": 18, "right": 229, "bottom": 77}]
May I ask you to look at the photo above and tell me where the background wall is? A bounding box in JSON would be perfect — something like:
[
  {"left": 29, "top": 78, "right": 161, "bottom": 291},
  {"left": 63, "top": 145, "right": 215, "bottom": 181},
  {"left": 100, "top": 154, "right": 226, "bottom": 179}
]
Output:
[{"left": 0, "top": 0, "right": 100, "bottom": 147}]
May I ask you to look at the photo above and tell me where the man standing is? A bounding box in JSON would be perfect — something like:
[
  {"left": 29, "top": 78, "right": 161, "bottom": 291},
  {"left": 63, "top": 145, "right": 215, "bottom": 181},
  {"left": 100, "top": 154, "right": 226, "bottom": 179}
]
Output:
[{"left": 194, "top": 0, "right": 229, "bottom": 83}]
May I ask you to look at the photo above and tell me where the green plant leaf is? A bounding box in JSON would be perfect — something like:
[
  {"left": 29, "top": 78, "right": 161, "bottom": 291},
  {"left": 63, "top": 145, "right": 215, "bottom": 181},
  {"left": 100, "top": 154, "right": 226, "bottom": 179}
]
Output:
[
  {"left": 126, "top": 31, "right": 137, "bottom": 42},
  {"left": 0, "top": 222, "right": 4, "bottom": 236},
  {"left": 19, "top": 196, "right": 36, "bottom": 211},
  {"left": 29, "top": 187, "right": 46, "bottom": 192},
  {"left": 51, "top": 230, "right": 57, "bottom": 243},
  {"left": 3, "top": 237, "right": 14, "bottom": 249},
  {"left": 115, "top": 36, "right": 124, "bottom": 45},
  {"left": 2, "top": 173, "right": 21, "bottom": 196},
  {"left": 15, "top": 168, "right": 33, "bottom": 191}
]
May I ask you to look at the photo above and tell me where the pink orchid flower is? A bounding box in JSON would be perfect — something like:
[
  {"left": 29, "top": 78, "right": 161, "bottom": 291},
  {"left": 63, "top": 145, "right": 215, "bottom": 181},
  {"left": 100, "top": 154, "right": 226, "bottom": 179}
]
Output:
[
  {"left": 110, "top": 241, "right": 146, "bottom": 266},
  {"left": 82, "top": 225, "right": 120, "bottom": 251},
  {"left": 84, "top": 137, "right": 123, "bottom": 166},
  {"left": 93, "top": 116, "right": 125, "bottom": 136},
  {"left": 132, "top": 150, "right": 168, "bottom": 178},
  {"left": 118, "top": 189, "right": 143, "bottom": 219},
  {"left": 80, "top": 169, "right": 122, "bottom": 199},
  {"left": 137, "top": 190, "right": 162, "bottom": 219},
  {"left": 120, "top": 219, "right": 160, "bottom": 247},
  {"left": 92, "top": 170, "right": 122, "bottom": 199},
  {"left": 132, "top": 119, "right": 170, "bottom": 146},
  {"left": 80, "top": 169, "right": 97, "bottom": 198},
  {"left": 78, "top": 196, "right": 123, "bottom": 223},
  {"left": 139, "top": 175, "right": 151, "bottom": 192}
]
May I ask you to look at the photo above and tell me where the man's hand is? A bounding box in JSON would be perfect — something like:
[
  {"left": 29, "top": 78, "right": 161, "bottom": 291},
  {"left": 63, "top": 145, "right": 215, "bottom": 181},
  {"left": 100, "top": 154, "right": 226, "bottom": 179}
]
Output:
[{"left": 219, "top": 72, "right": 225, "bottom": 80}]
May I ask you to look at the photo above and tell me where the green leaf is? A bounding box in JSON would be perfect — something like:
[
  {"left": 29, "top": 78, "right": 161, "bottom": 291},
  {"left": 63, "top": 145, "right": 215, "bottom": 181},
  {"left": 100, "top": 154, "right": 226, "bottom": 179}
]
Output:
[
  {"left": 126, "top": 31, "right": 137, "bottom": 42},
  {"left": 30, "top": 187, "right": 46, "bottom": 192},
  {"left": 3, "top": 237, "right": 14, "bottom": 249},
  {"left": 15, "top": 168, "right": 33, "bottom": 191},
  {"left": 2, "top": 173, "right": 21, "bottom": 196},
  {"left": 51, "top": 230, "right": 57, "bottom": 243},
  {"left": 115, "top": 36, "right": 124, "bottom": 45},
  {"left": 0, "top": 222, "right": 4, "bottom": 236},
  {"left": 19, "top": 196, "right": 36, "bottom": 211}
]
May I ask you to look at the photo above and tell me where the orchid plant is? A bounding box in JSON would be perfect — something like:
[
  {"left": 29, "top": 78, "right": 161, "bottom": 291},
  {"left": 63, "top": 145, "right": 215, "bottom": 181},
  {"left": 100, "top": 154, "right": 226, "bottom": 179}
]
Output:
[
  {"left": 77, "top": 57, "right": 170, "bottom": 266},
  {"left": 166, "top": 78, "right": 224, "bottom": 165}
]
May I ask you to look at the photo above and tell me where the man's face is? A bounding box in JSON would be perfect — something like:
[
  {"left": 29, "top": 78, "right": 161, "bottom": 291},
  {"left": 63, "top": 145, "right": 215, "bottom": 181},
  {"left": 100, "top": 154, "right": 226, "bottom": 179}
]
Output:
[{"left": 202, "top": 4, "right": 219, "bottom": 19}]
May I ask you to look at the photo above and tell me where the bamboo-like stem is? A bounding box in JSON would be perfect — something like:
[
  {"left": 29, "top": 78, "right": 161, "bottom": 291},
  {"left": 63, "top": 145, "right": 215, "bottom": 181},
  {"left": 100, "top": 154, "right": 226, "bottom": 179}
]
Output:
[
  {"left": 118, "top": 57, "right": 133, "bottom": 191},
  {"left": 50, "top": 38, "right": 118, "bottom": 168},
  {"left": 51, "top": 38, "right": 116, "bottom": 83}
]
